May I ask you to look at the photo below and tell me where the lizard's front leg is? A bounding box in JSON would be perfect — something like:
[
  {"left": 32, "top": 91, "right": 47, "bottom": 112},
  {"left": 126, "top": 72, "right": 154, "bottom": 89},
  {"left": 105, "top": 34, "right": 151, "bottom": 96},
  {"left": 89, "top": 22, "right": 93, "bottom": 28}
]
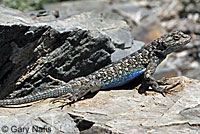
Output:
[{"left": 138, "top": 60, "right": 179, "bottom": 95}]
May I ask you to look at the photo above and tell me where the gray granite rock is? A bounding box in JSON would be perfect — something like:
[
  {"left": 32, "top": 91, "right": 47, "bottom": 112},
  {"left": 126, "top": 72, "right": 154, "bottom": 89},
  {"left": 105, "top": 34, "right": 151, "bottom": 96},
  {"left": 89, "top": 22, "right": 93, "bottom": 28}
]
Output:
[
  {"left": 0, "top": 77, "right": 199, "bottom": 134},
  {"left": 0, "top": 103, "right": 79, "bottom": 134}
]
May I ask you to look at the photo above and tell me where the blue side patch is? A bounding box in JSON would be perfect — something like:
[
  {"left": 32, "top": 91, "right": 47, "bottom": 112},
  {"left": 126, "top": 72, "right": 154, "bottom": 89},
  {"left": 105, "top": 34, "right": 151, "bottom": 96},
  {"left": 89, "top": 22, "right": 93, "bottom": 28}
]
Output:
[{"left": 102, "top": 68, "right": 146, "bottom": 89}]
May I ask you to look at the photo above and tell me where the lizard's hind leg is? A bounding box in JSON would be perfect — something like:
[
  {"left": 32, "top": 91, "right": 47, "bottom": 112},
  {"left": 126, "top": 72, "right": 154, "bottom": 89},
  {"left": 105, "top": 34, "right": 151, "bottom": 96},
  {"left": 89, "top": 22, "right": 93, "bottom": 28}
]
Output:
[{"left": 50, "top": 79, "right": 103, "bottom": 107}]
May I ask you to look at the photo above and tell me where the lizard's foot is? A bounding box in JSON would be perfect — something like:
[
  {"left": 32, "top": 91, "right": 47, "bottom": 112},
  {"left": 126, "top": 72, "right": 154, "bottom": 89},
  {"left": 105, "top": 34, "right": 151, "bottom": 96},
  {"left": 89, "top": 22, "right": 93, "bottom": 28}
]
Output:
[
  {"left": 51, "top": 96, "right": 78, "bottom": 109},
  {"left": 156, "top": 77, "right": 169, "bottom": 85},
  {"left": 156, "top": 77, "right": 180, "bottom": 86},
  {"left": 138, "top": 78, "right": 181, "bottom": 96},
  {"left": 50, "top": 94, "right": 73, "bottom": 104},
  {"left": 150, "top": 81, "right": 180, "bottom": 96},
  {"left": 50, "top": 98, "right": 69, "bottom": 104}
]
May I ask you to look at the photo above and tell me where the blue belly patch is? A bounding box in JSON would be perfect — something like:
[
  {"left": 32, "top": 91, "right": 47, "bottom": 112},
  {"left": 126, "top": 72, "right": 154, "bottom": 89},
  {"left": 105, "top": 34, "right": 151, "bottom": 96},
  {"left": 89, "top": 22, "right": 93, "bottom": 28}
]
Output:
[{"left": 102, "top": 68, "right": 146, "bottom": 89}]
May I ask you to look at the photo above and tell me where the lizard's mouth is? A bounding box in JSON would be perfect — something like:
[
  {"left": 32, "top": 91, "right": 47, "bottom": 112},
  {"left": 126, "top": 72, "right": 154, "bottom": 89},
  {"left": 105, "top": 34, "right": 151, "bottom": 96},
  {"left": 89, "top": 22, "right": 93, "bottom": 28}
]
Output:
[
  {"left": 166, "top": 38, "right": 191, "bottom": 54},
  {"left": 174, "top": 34, "right": 191, "bottom": 49},
  {"left": 183, "top": 35, "right": 192, "bottom": 44},
  {"left": 181, "top": 34, "right": 192, "bottom": 45}
]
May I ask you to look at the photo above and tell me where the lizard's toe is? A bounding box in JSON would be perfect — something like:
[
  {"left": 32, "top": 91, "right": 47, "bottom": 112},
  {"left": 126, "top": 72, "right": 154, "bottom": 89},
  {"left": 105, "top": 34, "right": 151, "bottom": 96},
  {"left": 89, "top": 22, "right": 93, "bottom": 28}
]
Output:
[
  {"left": 151, "top": 81, "right": 181, "bottom": 96},
  {"left": 157, "top": 77, "right": 170, "bottom": 85}
]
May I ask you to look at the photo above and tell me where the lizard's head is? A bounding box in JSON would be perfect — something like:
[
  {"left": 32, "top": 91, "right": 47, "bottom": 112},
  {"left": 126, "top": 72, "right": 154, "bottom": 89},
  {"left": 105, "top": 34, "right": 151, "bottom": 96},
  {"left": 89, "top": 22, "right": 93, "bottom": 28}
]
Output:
[{"left": 154, "top": 31, "right": 191, "bottom": 56}]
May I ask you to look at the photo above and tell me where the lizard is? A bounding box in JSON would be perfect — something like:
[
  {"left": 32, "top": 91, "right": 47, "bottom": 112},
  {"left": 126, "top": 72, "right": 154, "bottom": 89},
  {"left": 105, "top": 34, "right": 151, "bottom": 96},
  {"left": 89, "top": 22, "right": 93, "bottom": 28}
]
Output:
[{"left": 0, "top": 31, "right": 191, "bottom": 106}]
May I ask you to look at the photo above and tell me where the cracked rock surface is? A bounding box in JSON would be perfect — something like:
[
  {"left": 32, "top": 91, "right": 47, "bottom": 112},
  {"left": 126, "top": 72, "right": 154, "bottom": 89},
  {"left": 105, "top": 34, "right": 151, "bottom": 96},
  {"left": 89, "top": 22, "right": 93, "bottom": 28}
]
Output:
[
  {"left": 0, "top": 77, "right": 199, "bottom": 134},
  {"left": 0, "top": 6, "right": 143, "bottom": 99}
]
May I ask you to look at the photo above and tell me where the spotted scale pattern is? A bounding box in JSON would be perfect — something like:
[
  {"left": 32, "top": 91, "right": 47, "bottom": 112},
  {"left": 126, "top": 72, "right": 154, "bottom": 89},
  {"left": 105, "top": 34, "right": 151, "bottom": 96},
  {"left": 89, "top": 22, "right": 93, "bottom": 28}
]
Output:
[
  {"left": 102, "top": 68, "right": 146, "bottom": 89},
  {"left": 87, "top": 51, "right": 149, "bottom": 89}
]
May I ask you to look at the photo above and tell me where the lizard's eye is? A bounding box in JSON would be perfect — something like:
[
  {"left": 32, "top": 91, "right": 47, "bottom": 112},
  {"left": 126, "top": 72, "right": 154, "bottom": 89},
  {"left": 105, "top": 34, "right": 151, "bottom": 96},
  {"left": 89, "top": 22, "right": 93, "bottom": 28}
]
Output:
[
  {"left": 182, "top": 34, "right": 188, "bottom": 38},
  {"left": 173, "top": 35, "right": 181, "bottom": 40}
]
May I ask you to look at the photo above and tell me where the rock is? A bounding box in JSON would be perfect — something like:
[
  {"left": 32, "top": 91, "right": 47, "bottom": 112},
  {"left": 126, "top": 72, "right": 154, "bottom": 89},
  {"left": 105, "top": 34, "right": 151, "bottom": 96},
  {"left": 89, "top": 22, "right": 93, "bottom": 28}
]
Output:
[
  {"left": 133, "top": 18, "right": 166, "bottom": 44},
  {"left": 109, "top": 2, "right": 166, "bottom": 44},
  {"left": 44, "top": 0, "right": 166, "bottom": 44},
  {"left": 177, "top": 19, "right": 200, "bottom": 34},
  {"left": 44, "top": 0, "right": 109, "bottom": 19},
  {"left": 111, "top": 40, "right": 144, "bottom": 62},
  {"left": 0, "top": 102, "right": 79, "bottom": 134},
  {"left": 0, "top": 77, "right": 199, "bottom": 134},
  {"left": 0, "top": 6, "right": 144, "bottom": 100},
  {"left": 179, "top": 0, "right": 200, "bottom": 19},
  {"left": 27, "top": 10, "right": 59, "bottom": 22}
]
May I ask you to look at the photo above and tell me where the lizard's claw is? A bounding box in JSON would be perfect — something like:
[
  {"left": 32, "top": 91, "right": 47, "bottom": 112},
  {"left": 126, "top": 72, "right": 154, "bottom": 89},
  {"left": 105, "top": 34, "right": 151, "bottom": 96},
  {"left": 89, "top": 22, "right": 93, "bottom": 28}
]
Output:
[
  {"left": 57, "top": 98, "right": 77, "bottom": 109},
  {"left": 156, "top": 77, "right": 171, "bottom": 85},
  {"left": 151, "top": 81, "right": 181, "bottom": 96},
  {"left": 50, "top": 94, "right": 72, "bottom": 104},
  {"left": 50, "top": 98, "right": 74, "bottom": 109},
  {"left": 50, "top": 98, "right": 68, "bottom": 104}
]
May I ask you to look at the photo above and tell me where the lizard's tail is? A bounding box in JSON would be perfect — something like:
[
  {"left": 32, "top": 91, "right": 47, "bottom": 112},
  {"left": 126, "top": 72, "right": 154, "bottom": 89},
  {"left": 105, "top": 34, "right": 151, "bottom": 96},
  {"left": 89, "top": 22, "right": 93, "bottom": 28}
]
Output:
[
  {"left": 0, "top": 77, "right": 102, "bottom": 106},
  {"left": 0, "top": 86, "right": 73, "bottom": 106}
]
